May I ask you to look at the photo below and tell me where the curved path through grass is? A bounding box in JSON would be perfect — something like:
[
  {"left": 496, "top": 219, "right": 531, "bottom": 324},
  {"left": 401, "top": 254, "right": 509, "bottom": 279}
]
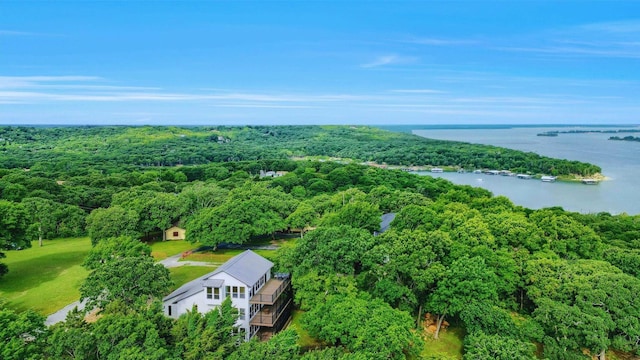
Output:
[{"left": 2, "top": 238, "right": 287, "bottom": 325}]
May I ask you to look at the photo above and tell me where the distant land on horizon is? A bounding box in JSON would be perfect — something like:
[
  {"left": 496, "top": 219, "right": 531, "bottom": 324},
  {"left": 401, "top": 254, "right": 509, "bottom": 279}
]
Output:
[{"left": 2, "top": 123, "right": 639, "bottom": 132}]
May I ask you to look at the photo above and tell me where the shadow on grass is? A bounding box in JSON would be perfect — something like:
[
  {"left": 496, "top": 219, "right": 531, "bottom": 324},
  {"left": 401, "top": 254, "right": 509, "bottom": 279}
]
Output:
[
  {"left": 422, "top": 325, "right": 466, "bottom": 359},
  {"left": 0, "top": 251, "right": 88, "bottom": 292}
]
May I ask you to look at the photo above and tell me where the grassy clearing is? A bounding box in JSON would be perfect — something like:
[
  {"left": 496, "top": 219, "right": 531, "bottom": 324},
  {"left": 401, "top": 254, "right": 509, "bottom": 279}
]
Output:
[
  {"left": 181, "top": 249, "right": 244, "bottom": 263},
  {"left": 0, "top": 237, "right": 92, "bottom": 315},
  {"left": 168, "top": 266, "right": 216, "bottom": 292},
  {"left": 149, "top": 239, "right": 199, "bottom": 260},
  {"left": 179, "top": 235, "right": 296, "bottom": 261},
  {"left": 421, "top": 326, "right": 465, "bottom": 359},
  {"left": 289, "top": 310, "right": 324, "bottom": 349},
  {"left": 180, "top": 248, "right": 281, "bottom": 263}
]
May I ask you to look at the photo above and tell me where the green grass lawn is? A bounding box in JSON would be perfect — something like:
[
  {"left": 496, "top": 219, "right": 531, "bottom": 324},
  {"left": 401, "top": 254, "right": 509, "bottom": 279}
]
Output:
[
  {"left": 168, "top": 266, "right": 217, "bottom": 292},
  {"left": 0, "top": 237, "right": 92, "bottom": 315},
  {"left": 422, "top": 326, "right": 465, "bottom": 359},
  {"left": 289, "top": 310, "right": 324, "bottom": 349},
  {"left": 181, "top": 248, "right": 244, "bottom": 263},
  {"left": 149, "top": 239, "right": 199, "bottom": 260},
  {"left": 179, "top": 237, "right": 295, "bottom": 263}
]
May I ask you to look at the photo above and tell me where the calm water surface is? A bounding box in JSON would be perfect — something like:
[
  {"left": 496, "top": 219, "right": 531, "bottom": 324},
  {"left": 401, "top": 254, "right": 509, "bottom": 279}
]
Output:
[{"left": 412, "top": 126, "right": 640, "bottom": 215}]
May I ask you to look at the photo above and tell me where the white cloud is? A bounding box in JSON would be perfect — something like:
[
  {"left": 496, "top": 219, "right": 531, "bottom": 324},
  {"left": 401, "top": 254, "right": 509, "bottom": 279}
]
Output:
[
  {"left": 360, "top": 55, "right": 417, "bottom": 68},
  {"left": 390, "top": 89, "right": 446, "bottom": 94},
  {"left": 404, "top": 37, "right": 479, "bottom": 46},
  {"left": 0, "top": 30, "right": 36, "bottom": 36},
  {"left": 495, "top": 20, "right": 640, "bottom": 59},
  {"left": 0, "top": 75, "right": 377, "bottom": 105},
  {"left": 497, "top": 45, "right": 640, "bottom": 59},
  {"left": 577, "top": 20, "right": 640, "bottom": 34}
]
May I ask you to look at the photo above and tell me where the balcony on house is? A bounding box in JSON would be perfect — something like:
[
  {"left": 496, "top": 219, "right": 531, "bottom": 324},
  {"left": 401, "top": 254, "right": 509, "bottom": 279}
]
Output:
[
  {"left": 250, "top": 273, "right": 292, "bottom": 329},
  {"left": 250, "top": 296, "right": 292, "bottom": 328},
  {"left": 250, "top": 275, "right": 291, "bottom": 305}
]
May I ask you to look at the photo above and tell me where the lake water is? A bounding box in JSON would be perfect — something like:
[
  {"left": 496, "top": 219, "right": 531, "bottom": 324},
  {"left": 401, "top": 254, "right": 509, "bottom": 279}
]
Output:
[{"left": 412, "top": 126, "right": 640, "bottom": 215}]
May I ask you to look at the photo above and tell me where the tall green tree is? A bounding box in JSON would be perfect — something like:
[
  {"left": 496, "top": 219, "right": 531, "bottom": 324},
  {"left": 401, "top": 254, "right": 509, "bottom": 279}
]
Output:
[
  {"left": 22, "top": 197, "right": 55, "bottom": 247},
  {"left": 51, "top": 203, "right": 86, "bottom": 238},
  {"left": 463, "top": 332, "right": 536, "bottom": 360},
  {"left": 284, "top": 225, "right": 374, "bottom": 277},
  {"left": 179, "top": 181, "right": 228, "bottom": 218},
  {"left": 90, "top": 301, "right": 173, "bottom": 360},
  {"left": 426, "top": 256, "right": 499, "bottom": 339},
  {"left": 320, "top": 201, "right": 382, "bottom": 233},
  {"left": 228, "top": 328, "right": 300, "bottom": 360},
  {"left": 46, "top": 307, "right": 96, "bottom": 359},
  {"left": 113, "top": 189, "right": 187, "bottom": 237},
  {"left": 0, "top": 305, "right": 47, "bottom": 360},
  {"left": 172, "top": 298, "right": 240, "bottom": 360},
  {"left": 187, "top": 182, "right": 296, "bottom": 248},
  {"left": 80, "top": 256, "right": 172, "bottom": 310},
  {"left": 362, "top": 229, "right": 447, "bottom": 316},
  {"left": 303, "top": 294, "right": 423, "bottom": 359},
  {"left": 85, "top": 205, "right": 139, "bottom": 245},
  {"left": 286, "top": 201, "right": 319, "bottom": 238},
  {"left": 0, "top": 200, "right": 29, "bottom": 277},
  {"left": 82, "top": 236, "right": 151, "bottom": 270}
]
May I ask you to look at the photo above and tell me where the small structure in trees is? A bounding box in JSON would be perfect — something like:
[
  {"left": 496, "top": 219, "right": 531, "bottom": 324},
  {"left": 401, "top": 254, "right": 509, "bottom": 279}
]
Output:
[{"left": 164, "top": 225, "right": 186, "bottom": 241}]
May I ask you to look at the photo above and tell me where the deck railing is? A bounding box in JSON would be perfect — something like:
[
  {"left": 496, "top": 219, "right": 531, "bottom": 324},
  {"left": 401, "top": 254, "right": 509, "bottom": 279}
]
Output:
[
  {"left": 250, "top": 277, "right": 291, "bottom": 305},
  {"left": 250, "top": 298, "right": 292, "bottom": 327}
]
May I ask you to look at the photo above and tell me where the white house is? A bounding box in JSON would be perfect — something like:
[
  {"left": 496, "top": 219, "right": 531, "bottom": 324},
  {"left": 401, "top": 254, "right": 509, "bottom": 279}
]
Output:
[{"left": 162, "top": 250, "right": 292, "bottom": 340}]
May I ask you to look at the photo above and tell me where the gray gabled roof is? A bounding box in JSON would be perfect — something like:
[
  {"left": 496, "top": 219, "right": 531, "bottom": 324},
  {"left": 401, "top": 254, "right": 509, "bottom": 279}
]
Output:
[
  {"left": 209, "top": 250, "right": 273, "bottom": 286},
  {"left": 202, "top": 279, "right": 224, "bottom": 288},
  {"left": 379, "top": 213, "right": 396, "bottom": 233},
  {"left": 163, "top": 271, "right": 210, "bottom": 304},
  {"left": 163, "top": 250, "right": 273, "bottom": 304}
]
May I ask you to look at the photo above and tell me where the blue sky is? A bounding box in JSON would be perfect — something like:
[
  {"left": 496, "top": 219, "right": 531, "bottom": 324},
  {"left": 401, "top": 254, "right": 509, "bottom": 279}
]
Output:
[{"left": 1, "top": 1, "right": 640, "bottom": 125}]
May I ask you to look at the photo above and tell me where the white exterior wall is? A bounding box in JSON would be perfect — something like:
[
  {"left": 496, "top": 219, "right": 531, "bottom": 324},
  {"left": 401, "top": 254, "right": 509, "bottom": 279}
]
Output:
[
  {"left": 214, "top": 272, "right": 252, "bottom": 337},
  {"left": 164, "top": 289, "right": 208, "bottom": 319},
  {"left": 163, "top": 270, "right": 272, "bottom": 341}
]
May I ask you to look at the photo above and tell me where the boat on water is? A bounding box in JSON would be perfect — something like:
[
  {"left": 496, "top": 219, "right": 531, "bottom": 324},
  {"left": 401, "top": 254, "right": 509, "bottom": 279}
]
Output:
[
  {"left": 582, "top": 179, "right": 599, "bottom": 185},
  {"left": 516, "top": 174, "right": 532, "bottom": 179},
  {"left": 541, "top": 176, "right": 557, "bottom": 182},
  {"left": 431, "top": 167, "right": 443, "bottom": 173}
]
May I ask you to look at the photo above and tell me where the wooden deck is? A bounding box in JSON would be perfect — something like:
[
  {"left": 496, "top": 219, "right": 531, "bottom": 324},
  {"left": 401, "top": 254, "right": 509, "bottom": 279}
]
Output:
[
  {"left": 250, "top": 277, "right": 290, "bottom": 305},
  {"left": 250, "top": 298, "right": 292, "bottom": 327}
]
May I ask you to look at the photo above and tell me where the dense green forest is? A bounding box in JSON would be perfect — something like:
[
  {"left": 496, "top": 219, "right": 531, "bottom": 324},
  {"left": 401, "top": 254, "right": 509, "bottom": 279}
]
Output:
[
  {"left": 0, "top": 125, "right": 601, "bottom": 176},
  {"left": 1, "top": 126, "right": 638, "bottom": 359}
]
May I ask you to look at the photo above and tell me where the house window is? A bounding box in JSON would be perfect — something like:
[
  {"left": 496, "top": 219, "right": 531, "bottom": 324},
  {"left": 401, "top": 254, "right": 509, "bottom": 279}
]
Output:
[
  {"left": 213, "top": 287, "right": 220, "bottom": 300},
  {"left": 232, "top": 286, "right": 238, "bottom": 298},
  {"left": 250, "top": 303, "right": 260, "bottom": 318},
  {"left": 173, "top": 231, "right": 179, "bottom": 237},
  {"left": 239, "top": 287, "right": 245, "bottom": 299},
  {"left": 225, "top": 286, "right": 230, "bottom": 297},
  {"left": 168, "top": 306, "right": 172, "bottom": 316},
  {"left": 206, "top": 287, "right": 213, "bottom": 299},
  {"left": 239, "top": 308, "right": 245, "bottom": 320}
]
